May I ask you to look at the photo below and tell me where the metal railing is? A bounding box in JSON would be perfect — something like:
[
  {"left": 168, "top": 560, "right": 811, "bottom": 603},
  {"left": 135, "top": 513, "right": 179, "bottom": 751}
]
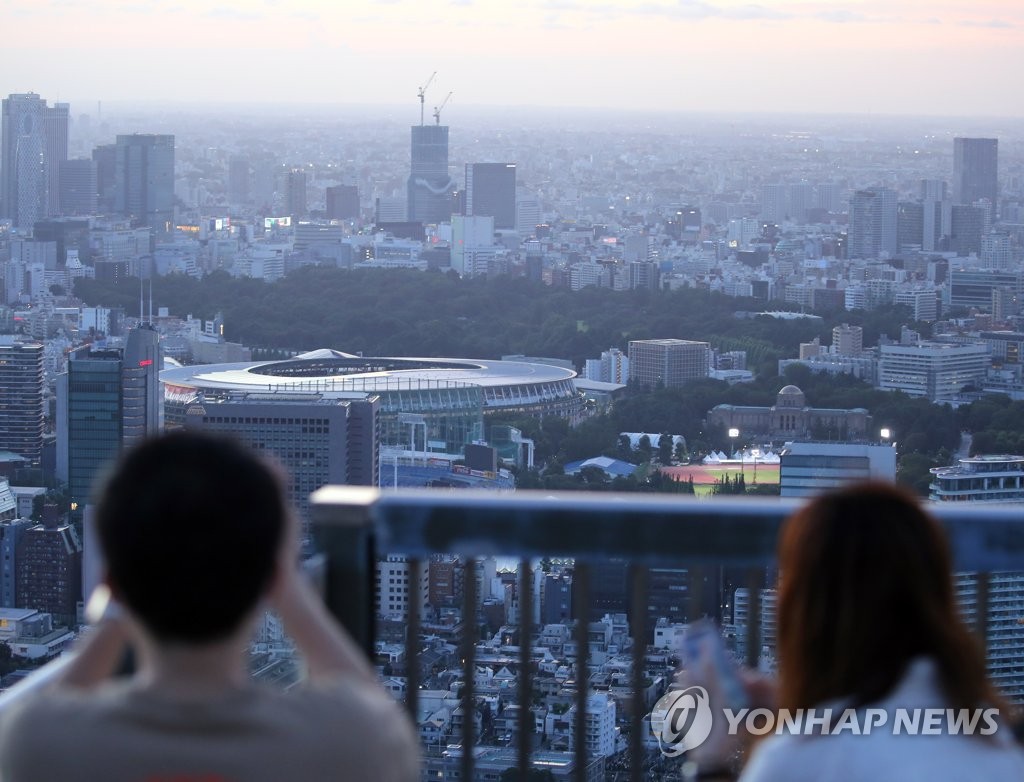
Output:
[
  {"left": 0, "top": 490, "right": 1020, "bottom": 780},
  {"left": 309, "top": 487, "right": 1024, "bottom": 782}
]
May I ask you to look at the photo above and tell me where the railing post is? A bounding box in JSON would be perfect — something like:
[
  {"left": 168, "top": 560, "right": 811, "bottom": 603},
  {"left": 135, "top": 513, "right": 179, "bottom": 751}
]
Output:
[
  {"left": 461, "top": 557, "right": 478, "bottom": 782},
  {"left": 518, "top": 558, "right": 533, "bottom": 782},
  {"left": 629, "top": 565, "right": 649, "bottom": 782},
  {"left": 406, "top": 557, "right": 423, "bottom": 724},
  {"left": 745, "top": 568, "right": 764, "bottom": 670},
  {"left": 310, "top": 487, "right": 378, "bottom": 659},
  {"left": 974, "top": 571, "right": 990, "bottom": 655},
  {"left": 573, "top": 563, "right": 591, "bottom": 782}
]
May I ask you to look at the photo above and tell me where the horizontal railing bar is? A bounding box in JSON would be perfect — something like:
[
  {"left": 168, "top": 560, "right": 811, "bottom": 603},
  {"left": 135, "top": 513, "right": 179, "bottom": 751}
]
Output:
[
  {"left": 312, "top": 487, "right": 1024, "bottom": 571},
  {"left": 0, "top": 653, "right": 76, "bottom": 717}
]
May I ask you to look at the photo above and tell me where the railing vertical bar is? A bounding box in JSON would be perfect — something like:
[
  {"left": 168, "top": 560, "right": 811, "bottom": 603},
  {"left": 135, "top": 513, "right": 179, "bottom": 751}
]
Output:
[
  {"left": 975, "top": 571, "right": 990, "bottom": 654},
  {"left": 573, "top": 563, "right": 591, "bottom": 782},
  {"left": 688, "top": 564, "right": 705, "bottom": 622},
  {"left": 745, "top": 568, "right": 762, "bottom": 670},
  {"left": 629, "top": 565, "right": 649, "bottom": 782},
  {"left": 311, "top": 503, "right": 375, "bottom": 658},
  {"left": 518, "top": 558, "right": 533, "bottom": 782},
  {"left": 405, "top": 557, "right": 422, "bottom": 724},
  {"left": 461, "top": 557, "right": 478, "bottom": 782}
]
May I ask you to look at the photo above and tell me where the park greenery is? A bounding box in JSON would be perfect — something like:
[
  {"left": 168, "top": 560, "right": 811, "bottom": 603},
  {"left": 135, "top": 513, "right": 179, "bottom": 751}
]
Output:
[
  {"left": 75, "top": 267, "right": 920, "bottom": 372},
  {"left": 75, "top": 268, "right": 1024, "bottom": 496}
]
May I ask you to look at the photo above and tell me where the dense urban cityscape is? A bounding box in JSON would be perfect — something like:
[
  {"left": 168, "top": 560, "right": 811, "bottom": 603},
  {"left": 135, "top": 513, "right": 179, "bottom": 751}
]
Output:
[{"left": 1, "top": 2, "right": 1023, "bottom": 779}]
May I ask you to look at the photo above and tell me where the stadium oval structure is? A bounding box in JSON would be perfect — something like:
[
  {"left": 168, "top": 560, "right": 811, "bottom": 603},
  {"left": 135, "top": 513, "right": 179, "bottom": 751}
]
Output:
[{"left": 161, "top": 349, "right": 584, "bottom": 454}]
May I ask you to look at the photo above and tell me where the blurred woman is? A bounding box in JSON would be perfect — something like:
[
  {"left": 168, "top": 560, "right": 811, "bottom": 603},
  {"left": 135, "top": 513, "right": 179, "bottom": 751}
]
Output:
[{"left": 693, "top": 481, "right": 1024, "bottom": 781}]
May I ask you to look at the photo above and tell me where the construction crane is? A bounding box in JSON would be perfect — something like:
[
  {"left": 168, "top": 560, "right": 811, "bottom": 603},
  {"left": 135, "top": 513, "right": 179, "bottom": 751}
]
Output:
[
  {"left": 433, "top": 92, "right": 453, "bottom": 126},
  {"left": 417, "top": 71, "right": 436, "bottom": 126}
]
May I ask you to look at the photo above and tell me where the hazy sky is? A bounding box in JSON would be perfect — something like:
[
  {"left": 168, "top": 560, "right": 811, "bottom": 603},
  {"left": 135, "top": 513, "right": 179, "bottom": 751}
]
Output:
[{"left": 4, "top": 0, "right": 1023, "bottom": 117}]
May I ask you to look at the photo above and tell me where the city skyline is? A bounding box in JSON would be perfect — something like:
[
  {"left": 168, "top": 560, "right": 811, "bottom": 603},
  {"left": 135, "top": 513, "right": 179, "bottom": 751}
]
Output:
[{"left": 2, "top": 0, "right": 1022, "bottom": 118}]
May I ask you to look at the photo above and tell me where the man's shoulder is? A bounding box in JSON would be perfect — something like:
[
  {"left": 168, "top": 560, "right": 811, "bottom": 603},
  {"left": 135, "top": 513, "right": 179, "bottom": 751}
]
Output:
[
  {"left": 0, "top": 679, "right": 420, "bottom": 782},
  {"left": 1, "top": 685, "right": 115, "bottom": 733},
  {"left": 281, "top": 677, "right": 418, "bottom": 743}
]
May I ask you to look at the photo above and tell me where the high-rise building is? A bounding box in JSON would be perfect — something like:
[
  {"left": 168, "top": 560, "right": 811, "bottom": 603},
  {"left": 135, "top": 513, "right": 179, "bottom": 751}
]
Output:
[
  {"left": 929, "top": 453, "right": 1024, "bottom": 702},
  {"left": 921, "top": 179, "right": 948, "bottom": 201},
  {"left": 627, "top": 339, "right": 710, "bottom": 388},
  {"left": 760, "top": 183, "right": 788, "bottom": 223},
  {"left": 919, "top": 179, "right": 952, "bottom": 252},
  {"left": 515, "top": 189, "right": 542, "bottom": 238},
  {"left": 628, "top": 261, "right": 659, "bottom": 291},
  {"left": 981, "top": 233, "right": 1013, "bottom": 271},
  {"left": 831, "top": 324, "right": 863, "bottom": 356},
  {"left": 183, "top": 394, "right": 380, "bottom": 521},
  {"left": 32, "top": 218, "right": 91, "bottom": 266},
  {"left": 284, "top": 169, "right": 307, "bottom": 218},
  {"left": 114, "top": 134, "right": 175, "bottom": 233},
  {"left": 121, "top": 326, "right": 162, "bottom": 446},
  {"left": 451, "top": 214, "right": 496, "bottom": 277},
  {"left": 816, "top": 182, "right": 843, "bottom": 213},
  {"left": 44, "top": 102, "right": 68, "bottom": 216},
  {"left": 92, "top": 144, "right": 117, "bottom": 213},
  {"left": 375, "top": 196, "right": 407, "bottom": 224},
  {"left": 58, "top": 159, "right": 98, "bottom": 216},
  {"left": 325, "top": 184, "right": 359, "bottom": 220},
  {"left": 896, "top": 201, "right": 924, "bottom": 251},
  {"left": 949, "top": 269, "right": 1024, "bottom": 311},
  {"left": 788, "top": 183, "right": 814, "bottom": 224},
  {"left": 930, "top": 455, "right": 1024, "bottom": 504},
  {"left": 0, "top": 339, "right": 44, "bottom": 464},
  {"left": 16, "top": 507, "right": 82, "bottom": 627},
  {"left": 1, "top": 93, "right": 68, "bottom": 229},
  {"left": 779, "top": 442, "right": 897, "bottom": 498},
  {"left": 951, "top": 204, "right": 987, "bottom": 256},
  {"left": 540, "top": 572, "right": 572, "bottom": 624},
  {"left": 227, "top": 156, "right": 250, "bottom": 206},
  {"left": 991, "top": 288, "right": 1020, "bottom": 321},
  {"left": 878, "top": 342, "right": 990, "bottom": 401},
  {"left": 407, "top": 125, "right": 454, "bottom": 224},
  {"left": 953, "top": 138, "right": 998, "bottom": 215},
  {"left": 848, "top": 188, "right": 897, "bottom": 259},
  {"left": 0, "top": 516, "right": 32, "bottom": 608},
  {"left": 376, "top": 554, "right": 429, "bottom": 621},
  {"left": 894, "top": 290, "right": 939, "bottom": 323},
  {"left": 57, "top": 326, "right": 162, "bottom": 512},
  {"left": 465, "top": 163, "right": 516, "bottom": 229},
  {"left": 566, "top": 693, "right": 617, "bottom": 760}
]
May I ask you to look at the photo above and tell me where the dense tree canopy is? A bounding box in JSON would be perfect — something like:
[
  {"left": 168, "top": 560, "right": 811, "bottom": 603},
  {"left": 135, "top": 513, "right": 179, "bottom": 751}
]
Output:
[
  {"left": 75, "top": 267, "right": 913, "bottom": 370},
  {"left": 75, "top": 267, "right": 1006, "bottom": 498}
]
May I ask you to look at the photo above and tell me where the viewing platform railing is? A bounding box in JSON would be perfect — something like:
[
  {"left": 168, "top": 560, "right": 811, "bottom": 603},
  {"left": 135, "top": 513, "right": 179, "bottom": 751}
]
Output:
[
  {"left": 309, "top": 488, "right": 1024, "bottom": 782},
  {"left": 0, "top": 490, "right": 1021, "bottom": 782}
]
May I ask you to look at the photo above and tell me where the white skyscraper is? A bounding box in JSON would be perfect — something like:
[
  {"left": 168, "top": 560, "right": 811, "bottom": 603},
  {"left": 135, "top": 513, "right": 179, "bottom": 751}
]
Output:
[
  {"left": 451, "top": 214, "right": 496, "bottom": 277},
  {"left": 848, "top": 188, "right": 898, "bottom": 259},
  {"left": 1, "top": 93, "right": 68, "bottom": 229}
]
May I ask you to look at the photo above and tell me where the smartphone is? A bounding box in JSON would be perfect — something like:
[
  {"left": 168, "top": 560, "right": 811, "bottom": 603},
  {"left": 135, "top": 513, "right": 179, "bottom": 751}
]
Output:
[{"left": 681, "top": 619, "right": 749, "bottom": 712}]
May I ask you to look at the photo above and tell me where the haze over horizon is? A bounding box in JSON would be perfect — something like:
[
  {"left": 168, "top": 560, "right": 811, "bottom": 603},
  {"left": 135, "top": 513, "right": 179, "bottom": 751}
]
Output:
[{"left": 4, "top": 0, "right": 1022, "bottom": 119}]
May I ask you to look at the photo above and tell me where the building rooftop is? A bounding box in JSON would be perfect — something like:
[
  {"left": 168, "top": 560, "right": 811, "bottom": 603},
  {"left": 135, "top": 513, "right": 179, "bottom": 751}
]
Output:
[{"left": 161, "top": 351, "right": 576, "bottom": 394}]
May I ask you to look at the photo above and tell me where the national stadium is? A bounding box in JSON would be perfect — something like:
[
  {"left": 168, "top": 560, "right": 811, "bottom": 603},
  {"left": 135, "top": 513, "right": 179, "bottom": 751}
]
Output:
[{"left": 161, "top": 349, "right": 584, "bottom": 456}]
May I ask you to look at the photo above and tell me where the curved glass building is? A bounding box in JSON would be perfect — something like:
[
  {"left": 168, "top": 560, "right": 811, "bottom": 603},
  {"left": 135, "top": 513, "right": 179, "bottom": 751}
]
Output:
[{"left": 161, "top": 349, "right": 583, "bottom": 454}]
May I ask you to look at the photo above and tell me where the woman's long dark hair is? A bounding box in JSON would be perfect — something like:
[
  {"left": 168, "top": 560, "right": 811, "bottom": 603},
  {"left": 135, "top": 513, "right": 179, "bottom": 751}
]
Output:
[{"left": 777, "top": 481, "right": 1001, "bottom": 716}]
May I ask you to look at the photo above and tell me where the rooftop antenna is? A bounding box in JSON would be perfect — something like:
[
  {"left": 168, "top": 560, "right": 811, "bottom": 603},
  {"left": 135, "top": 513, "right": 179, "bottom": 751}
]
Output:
[
  {"left": 148, "top": 277, "right": 153, "bottom": 325},
  {"left": 417, "top": 71, "right": 436, "bottom": 126},
  {"left": 433, "top": 92, "right": 453, "bottom": 126},
  {"left": 139, "top": 276, "right": 144, "bottom": 325}
]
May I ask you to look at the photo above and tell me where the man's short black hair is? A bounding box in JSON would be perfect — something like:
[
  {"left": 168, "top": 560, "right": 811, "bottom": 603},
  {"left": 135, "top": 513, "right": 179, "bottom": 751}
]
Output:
[{"left": 96, "top": 432, "right": 287, "bottom": 644}]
